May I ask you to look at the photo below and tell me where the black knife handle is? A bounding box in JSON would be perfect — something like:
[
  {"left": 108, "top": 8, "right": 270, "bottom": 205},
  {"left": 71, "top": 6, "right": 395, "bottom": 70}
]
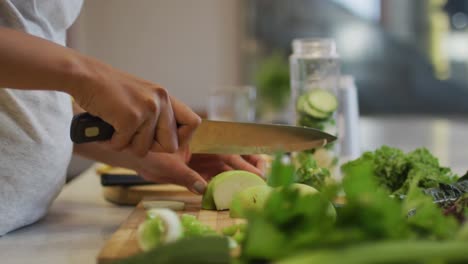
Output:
[
  {"left": 70, "top": 113, "right": 115, "bottom": 143},
  {"left": 100, "top": 174, "right": 154, "bottom": 186}
]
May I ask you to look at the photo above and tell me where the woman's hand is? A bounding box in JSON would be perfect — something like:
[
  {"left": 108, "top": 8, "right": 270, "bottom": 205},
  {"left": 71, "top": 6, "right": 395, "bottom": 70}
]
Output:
[
  {"left": 134, "top": 146, "right": 266, "bottom": 194},
  {"left": 0, "top": 27, "right": 201, "bottom": 157},
  {"left": 69, "top": 57, "right": 201, "bottom": 157},
  {"left": 187, "top": 154, "right": 265, "bottom": 181}
]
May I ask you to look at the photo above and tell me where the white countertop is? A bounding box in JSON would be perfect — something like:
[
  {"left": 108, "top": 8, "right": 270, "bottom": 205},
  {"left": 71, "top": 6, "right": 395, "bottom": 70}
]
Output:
[{"left": 0, "top": 116, "right": 467, "bottom": 263}]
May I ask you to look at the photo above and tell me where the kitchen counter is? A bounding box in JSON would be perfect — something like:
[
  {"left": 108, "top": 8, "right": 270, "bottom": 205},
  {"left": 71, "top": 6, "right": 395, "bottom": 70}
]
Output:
[
  {"left": 0, "top": 116, "right": 467, "bottom": 264},
  {"left": 0, "top": 165, "right": 132, "bottom": 264}
]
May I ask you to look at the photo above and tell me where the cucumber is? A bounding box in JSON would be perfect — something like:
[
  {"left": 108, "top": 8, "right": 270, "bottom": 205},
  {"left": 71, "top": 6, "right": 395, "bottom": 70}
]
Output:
[
  {"left": 306, "top": 89, "right": 338, "bottom": 113},
  {"left": 298, "top": 114, "right": 327, "bottom": 130},
  {"left": 137, "top": 209, "right": 183, "bottom": 251},
  {"left": 301, "top": 103, "right": 330, "bottom": 119},
  {"left": 296, "top": 94, "right": 330, "bottom": 119}
]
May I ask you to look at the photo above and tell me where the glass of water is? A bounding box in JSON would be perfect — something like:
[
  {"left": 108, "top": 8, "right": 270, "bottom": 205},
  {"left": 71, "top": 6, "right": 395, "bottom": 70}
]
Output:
[{"left": 207, "top": 86, "right": 256, "bottom": 122}]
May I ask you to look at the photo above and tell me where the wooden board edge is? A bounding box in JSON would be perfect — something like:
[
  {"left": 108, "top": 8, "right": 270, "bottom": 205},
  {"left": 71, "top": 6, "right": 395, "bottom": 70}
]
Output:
[{"left": 97, "top": 205, "right": 144, "bottom": 263}]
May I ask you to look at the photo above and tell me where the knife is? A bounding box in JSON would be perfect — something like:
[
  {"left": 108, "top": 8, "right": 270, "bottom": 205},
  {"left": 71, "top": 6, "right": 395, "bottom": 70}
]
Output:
[
  {"left": 100, "top": 173, "right": 154, "bottom": 186},
  {"left": 70, "top": 112, "right": 336, "bottom": 154}
]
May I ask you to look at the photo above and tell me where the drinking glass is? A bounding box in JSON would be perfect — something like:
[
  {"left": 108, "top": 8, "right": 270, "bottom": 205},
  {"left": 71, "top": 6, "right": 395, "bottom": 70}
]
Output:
[{"left": 207, "top": 86, "right": 256, "bottom": 122}]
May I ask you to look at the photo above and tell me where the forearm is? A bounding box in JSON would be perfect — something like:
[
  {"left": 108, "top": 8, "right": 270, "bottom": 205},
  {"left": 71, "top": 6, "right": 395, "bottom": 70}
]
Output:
[{"left": 0, "top": 27, "right": 88, "bottom": 93}]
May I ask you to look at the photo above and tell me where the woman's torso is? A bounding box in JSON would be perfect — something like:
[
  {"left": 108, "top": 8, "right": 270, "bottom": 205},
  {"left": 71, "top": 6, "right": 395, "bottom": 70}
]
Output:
[{"left": 0, "top": 0, "right": 83, "bottom": 235}]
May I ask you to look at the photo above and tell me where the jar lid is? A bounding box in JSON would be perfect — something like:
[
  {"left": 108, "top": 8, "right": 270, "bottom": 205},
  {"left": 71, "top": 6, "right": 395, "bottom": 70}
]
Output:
[{"left": 292, "top": 38, "right": 339, "bottom": 58}]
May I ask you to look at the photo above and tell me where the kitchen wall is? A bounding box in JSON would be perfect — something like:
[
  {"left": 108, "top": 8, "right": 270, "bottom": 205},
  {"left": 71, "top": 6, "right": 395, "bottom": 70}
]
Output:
[
  {"left": 67, "top": 0, "right": 243, "bottom": 178},
  {"left": 69, "top": 0, "right": 243, "bottom": 112}
]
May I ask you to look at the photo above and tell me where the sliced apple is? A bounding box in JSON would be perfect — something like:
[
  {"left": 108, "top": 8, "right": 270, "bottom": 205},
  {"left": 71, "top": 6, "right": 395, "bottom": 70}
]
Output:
[
  {"left": 202, "top": 170, "right": 265, "bottom": 210},
  {"left": 201, "top": 174, "right": 222, "bottom": 210},
  {"left": 209, "top": 170, "right": 265, "bottom": 210}
]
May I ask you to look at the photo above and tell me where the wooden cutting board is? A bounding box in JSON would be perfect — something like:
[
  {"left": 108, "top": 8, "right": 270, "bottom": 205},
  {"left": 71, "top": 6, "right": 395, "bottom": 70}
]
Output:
[
  {"left": 97, "top": 194, "right": 244, "bottom": 264},
  {"left": 97, "top": 165, "right": 196, "bottom": 206},
  {"left": 102, "top": 184, "right": 193, "bottom": 205}
]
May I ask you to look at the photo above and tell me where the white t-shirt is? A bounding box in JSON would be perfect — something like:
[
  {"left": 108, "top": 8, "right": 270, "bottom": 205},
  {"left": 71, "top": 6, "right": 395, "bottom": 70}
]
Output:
[{"left": 0, "top": 0, "right": 83, "bottom": 235}]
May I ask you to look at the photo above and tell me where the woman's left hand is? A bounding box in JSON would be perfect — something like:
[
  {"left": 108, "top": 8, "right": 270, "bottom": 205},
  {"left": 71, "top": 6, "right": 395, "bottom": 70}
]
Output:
[{"left": 134, "top": 146, "right": 266, "bottom": 194}]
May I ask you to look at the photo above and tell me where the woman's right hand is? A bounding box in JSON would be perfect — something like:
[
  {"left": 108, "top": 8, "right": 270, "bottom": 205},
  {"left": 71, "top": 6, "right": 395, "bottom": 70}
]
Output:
[
  {"left": 69, "top": 56, "right": 201, "bottom": 157},
  {"left": 0, "top": 27, "right": 200, "bottom": 157}
]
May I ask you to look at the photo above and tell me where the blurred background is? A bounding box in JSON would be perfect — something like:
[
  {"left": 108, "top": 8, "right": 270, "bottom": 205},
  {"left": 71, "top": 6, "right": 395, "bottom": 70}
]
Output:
[
  {"left": 69, "top": 0, "right": 468, "bottom": 116},
  {"left": 67, "top": 0, "right": 468, "bottom": 175}
]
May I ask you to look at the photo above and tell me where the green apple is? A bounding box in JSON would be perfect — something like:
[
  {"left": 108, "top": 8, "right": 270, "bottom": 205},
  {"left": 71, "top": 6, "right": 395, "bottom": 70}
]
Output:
[
  {"left": 211, "top": 170, "right": 266, "bottom": 210},
  {"left": 230, "top": 185, "right": 273, "bottom": 218},
  {"left": 290, "top": 183, "right": 319, "bottom": 195},
  {"left": 202, "top": 170, "right": 240, "bottom": 210},
  {"left": 201, "top": 174, "right": 222, "bottom": 210},
  {"left": 202, "top": 170, "right": 265, "bottom": 210}
]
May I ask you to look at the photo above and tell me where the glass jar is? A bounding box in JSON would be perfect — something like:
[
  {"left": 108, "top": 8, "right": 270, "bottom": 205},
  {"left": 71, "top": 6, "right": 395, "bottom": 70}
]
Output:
[{"left": 290, "top": 38, "right": 341, "bottom": 175}]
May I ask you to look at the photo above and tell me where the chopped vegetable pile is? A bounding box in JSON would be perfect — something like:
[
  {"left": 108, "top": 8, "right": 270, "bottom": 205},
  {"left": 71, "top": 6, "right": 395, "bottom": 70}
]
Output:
[
  {"left": 238, "top": 149, "right": 468, "bottom": 263},
  {"left": 130, "top": 146, "right": 468, "bottom": 264}
]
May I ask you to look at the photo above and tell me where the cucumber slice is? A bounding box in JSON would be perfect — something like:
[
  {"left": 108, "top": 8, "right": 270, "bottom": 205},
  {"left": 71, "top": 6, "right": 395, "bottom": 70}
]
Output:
[
  {"left": 301, "top": 103, "right": 330, "bottom": 119},
  {"left": 306, "top": 89, "right": 338, "bottom": 113},
  {"left": 296, "top": 94, "right": 308, "bottom": 112},
  {"left": 296, "top": 93, "right": 331, "bottom": 119},
  {"left": 137, "top": 209, "right": 183, "bottom": 251},
  {"left": 298, "top": 114, "right": 327, "bottom": 130}
]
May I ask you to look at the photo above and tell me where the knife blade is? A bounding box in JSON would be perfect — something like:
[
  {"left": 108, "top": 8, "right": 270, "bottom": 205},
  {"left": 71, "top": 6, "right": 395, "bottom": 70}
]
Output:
[{"left": 70, "top": 112, "right": 336, "bottom": 154}]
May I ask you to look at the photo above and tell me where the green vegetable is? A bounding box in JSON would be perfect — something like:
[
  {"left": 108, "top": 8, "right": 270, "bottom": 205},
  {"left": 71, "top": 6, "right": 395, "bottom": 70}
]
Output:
[
  {"left": 241, "top": 183, "right": 337, "bottom": 261},
  {"left": 297, "top": 89, "right": 338, "bottom": 116},
  {"left": 233, "top": 230, "right": 245, "bottom": 244},
  {"left": 267, "top": 154, "right": 295, "bottom": 187},
  {"left": 255, "top": 52, "right": 290, "bottom": 110},
  {"left": 137, "top": 217, "right": 165, "bottom": 251},
  {"left": 296, "top": 89, "right": 338, "bottom": 164},
  {"left": 293, "top": 152, "right": 330, "bottom": 191},
  {"left": 239, "top": 153, "right": 466, "bottom": 263},
  {"left": 221, "top": 224, "right": 240, "bottom": 236},
  {"left": 297, "top": 96, "right": 330, "bottom": 119},
  {"left": 338, "top": 168, "right": 410, "bottom": 241},
  {"left": 341, "top": 146, "right": 457, "bottom": 195},
  {"left": 180, "top": 214, "right": 217, "bottom": 237},
  {"left": 277, "top": 241, "right": 468, "bottom": 264},
  {"left": 457, "top": 222, "right": 468, "bottom": 241},
  {"left": 222, "top": 223, "right": 247, "bottom": 245},
  {"left": 243, "top": 217, "right": 287, "bottom": 260},
  {"left": 116, "top": 236, "right": 230, "bottom": 264},
  {"left": 137, "top": 209, "right": 183, "bottom": 251},
  {"left": 296, "top": 88, "right": 337, "bottom": 139},
  {"left": 297, "top": 114, "right": 330, "bottom": 130},
  {"left": 403, "top": 178, "right": 459, "bottom": 239},
  {"left": 138, "top": 210, "right": 219, "bottom": 253}
]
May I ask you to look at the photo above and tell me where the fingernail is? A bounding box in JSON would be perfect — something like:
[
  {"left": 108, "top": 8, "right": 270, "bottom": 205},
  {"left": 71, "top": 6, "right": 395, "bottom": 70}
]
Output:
[
  {"left": 258, "top": 165, "right": 266, "bottom": 178},
  {"left": 192, "top": 181, "right": 206, "bottom": 195}
]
